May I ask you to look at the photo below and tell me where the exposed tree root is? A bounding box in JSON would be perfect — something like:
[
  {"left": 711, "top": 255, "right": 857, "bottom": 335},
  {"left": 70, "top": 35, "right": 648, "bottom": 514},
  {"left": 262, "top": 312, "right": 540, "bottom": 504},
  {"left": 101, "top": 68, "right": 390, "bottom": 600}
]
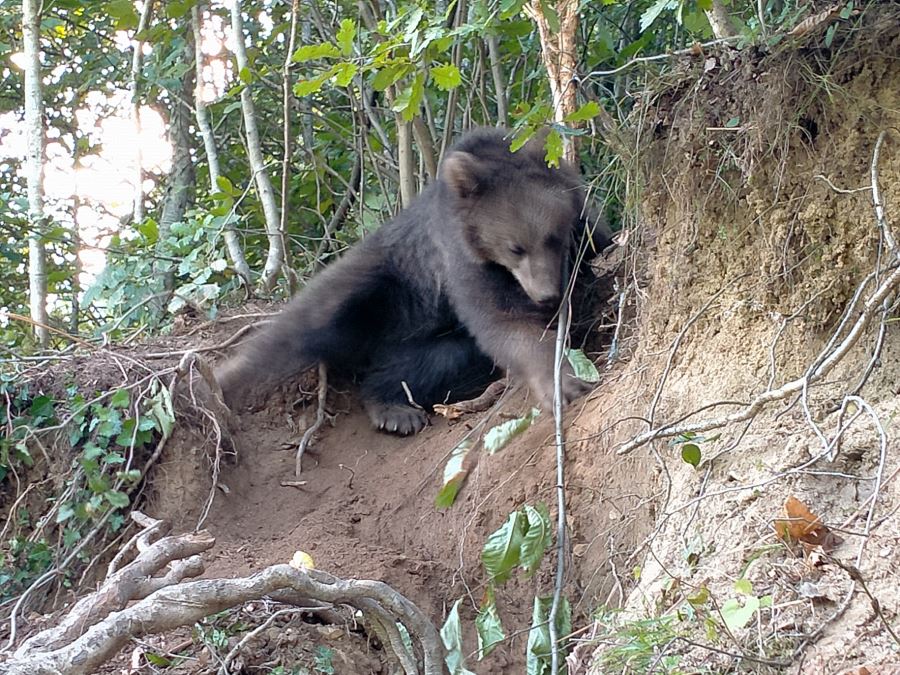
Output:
[{"left": 2, "top": 515, "right": 444, "bottom": 675}]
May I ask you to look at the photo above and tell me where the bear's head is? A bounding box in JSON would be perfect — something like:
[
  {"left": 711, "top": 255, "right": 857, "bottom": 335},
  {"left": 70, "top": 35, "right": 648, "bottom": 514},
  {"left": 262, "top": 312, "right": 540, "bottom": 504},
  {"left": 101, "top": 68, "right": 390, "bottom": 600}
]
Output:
[{"left": 441, "top": 130, "right": 584, "bottom": 308}]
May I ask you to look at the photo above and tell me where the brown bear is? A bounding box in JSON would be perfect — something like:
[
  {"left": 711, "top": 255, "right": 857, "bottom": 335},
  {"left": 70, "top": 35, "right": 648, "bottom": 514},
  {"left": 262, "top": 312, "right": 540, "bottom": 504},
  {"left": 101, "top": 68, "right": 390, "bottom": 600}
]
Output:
[{"left": 216, "top": 127, "right": 606, "bottom": 435}]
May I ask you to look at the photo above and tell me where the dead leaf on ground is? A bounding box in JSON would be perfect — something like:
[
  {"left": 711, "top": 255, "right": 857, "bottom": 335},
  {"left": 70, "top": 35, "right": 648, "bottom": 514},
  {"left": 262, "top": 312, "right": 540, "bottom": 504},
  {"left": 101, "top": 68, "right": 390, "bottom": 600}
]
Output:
[{"left": 773, "top": 496, "right": 843, "bottom": 552}]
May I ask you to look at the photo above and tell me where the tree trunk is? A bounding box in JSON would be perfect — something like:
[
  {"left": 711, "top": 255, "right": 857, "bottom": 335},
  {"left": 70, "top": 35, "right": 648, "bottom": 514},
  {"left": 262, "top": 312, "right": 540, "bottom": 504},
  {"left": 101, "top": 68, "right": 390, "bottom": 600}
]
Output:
[
  {"left": 191, "top": 4, "right": 252, "bottom": 287},
  {"left": 486, "top": 35, "right": 508, "bottom": 126},
  {"left": 230, "top": 0, "right": 284, "bottom": 291},
  {"left": 706, "top": 0, "right": 737, "bottom": 38},
  {"left": 280, "top": 0, "right": 301, "bottom": 294},
  {"left": 396, "top": 117, "right": 415, "bottom": 208},
  {"left": 130, "top": 0, "right": 154, "bottom": 223},
  {"left": 528, "top": 0, "right": 580, "bottom": 162},
  {"left": 22, "top": 0, "right": 49, "bottom": 347},
  {"left": 156, "top": 36, "right": 196, "bottom": 306}
]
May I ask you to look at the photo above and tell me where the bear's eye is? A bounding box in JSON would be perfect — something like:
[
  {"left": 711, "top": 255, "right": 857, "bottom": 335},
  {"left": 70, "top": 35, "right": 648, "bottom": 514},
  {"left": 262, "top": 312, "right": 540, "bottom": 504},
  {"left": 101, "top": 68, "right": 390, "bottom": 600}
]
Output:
[
  {"left": 544, "top": 234, "right": 562, "bottom": 248},
  {"left": 509, "top": 244, "right": 526, "bottom": 257}
]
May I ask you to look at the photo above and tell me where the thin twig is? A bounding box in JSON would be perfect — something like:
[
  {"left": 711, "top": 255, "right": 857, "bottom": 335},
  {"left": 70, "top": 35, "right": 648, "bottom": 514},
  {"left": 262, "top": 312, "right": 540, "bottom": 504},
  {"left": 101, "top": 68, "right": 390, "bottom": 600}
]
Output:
[{"left": 296, "top": 363, "right": 327, "bottom": 476}]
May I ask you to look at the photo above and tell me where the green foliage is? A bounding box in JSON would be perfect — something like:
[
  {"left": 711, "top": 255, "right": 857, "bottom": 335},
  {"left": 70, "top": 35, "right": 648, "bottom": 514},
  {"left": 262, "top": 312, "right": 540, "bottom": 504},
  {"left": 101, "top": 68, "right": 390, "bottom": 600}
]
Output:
[
  {"left": 481, "top": 502, "right": 552, "bottom": 584},
  {"left": 670, "top": 431, "right": 720, "bottom": 468},
  {"left": 483, "top": 407, "right": 540, "bottom": 454},
  {"left": 0, "top": 376, "right": 174, "bottom": 603},
  {"left": 526, "top": 595, "right": 572, "bottom": 675},
  {"left": 441, "top": 598, "right": 477, "bottom": 675}
]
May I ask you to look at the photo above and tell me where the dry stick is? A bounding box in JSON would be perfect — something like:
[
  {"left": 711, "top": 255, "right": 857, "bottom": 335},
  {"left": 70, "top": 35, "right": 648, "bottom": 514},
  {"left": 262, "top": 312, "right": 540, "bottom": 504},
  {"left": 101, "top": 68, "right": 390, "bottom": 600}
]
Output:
[
  {"left": 219, "top": 608, "right": 300, "bottom": 675},
  {"left": 616, "top": 262, "right": 900, "bottom": 456},
  {"left": 548, "top": 272, "right": 574, "bottom": 675},
  {"left": 3, "top": 565, "right": 442, "bottom": 675},
  {"left": 825, "top": 555, "right": 900, "bottom": 647},
  {"left": 296, "top": 363, "right": 328, "bottom": 476}
]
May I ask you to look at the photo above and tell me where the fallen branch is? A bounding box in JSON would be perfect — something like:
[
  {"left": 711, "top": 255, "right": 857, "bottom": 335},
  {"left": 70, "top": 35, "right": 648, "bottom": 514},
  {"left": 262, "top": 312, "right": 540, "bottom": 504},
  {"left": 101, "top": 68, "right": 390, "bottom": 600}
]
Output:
[
  {"left": 4, "top": 565, "right": 443, "bottom": 675},
  {"left": 432, "top": 378, "right": 508, "bottom": 419}
]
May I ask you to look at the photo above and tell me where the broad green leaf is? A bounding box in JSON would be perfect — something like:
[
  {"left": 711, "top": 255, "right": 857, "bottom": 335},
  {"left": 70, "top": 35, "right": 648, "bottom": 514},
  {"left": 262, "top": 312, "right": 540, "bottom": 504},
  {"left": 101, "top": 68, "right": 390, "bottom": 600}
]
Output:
[
  {"left": 563, "top": 101, "right": 600, "bottom": 124},
  {"left": 539, "top": 0, "right": 560, "bottom": 33},
  {"left": 336, "top": 19, "right": 356, "bottom": 56},
  {"left": 238, "top": 67, "right": 253, "bottom": 84},
  {"left": 681, "top": 443, "right": 701, "bottom": 467},
  {"left": 484, "top": 408, "right": 539, "bottom": 454},
  {"left": 640, "top": 0, "right": 675, "bottom": 32},
  {"left": 82, "top": 442, "right": 104, "bottom": 461},
  {"left": 294, "top": 72, "right": 331, "bottom": 97},
  {"left": 105, "top": 490, "right": 130, "bottom": 509},
  {"left": 109, "top": 388, "right": 130, "bottom": 409},
  {"left": 721, "top": 594, "right": 759, "bottom": 632},
  {"left": 334, "top": 62, "right": 358, "bottom": 87},
  {"left": 106, "top": 0, "right": 139, "bottom": 29},
  {"left": 431, "top": 63, "right": 461, "bottom": 91},
  {"left": 56, "top": 503, "right": 75, "bottom": 524},
  {"left": 435, "top": 439, "right": 473, "bottom": 509},
  {"left": 392, "top": 73, "right": 425, "bottom": 122},
  {"left": 29, "top": 395, "right": 55, "bottom": 420},
  {"left": 475, "top": 588, "right": 505, "bottom": 660},
  {"left": 544, "top": 129, "right": 563, "bottom": 168},
  {"left": 734, "top": 578, "right": 753, "bottom": 595},
  {"left": 566, "top": 348, "right": 600, "bottom": 382},
  {"left": 482, "top": 511, "right": 525, "bottom": 584},
  {"left": 526, "top": 596, "right": 572, "bottom": 675},
  {"left": 151, "top": 388, "right": 175, "bottom": 438},
  {"left": 725, "top": 116, "right": 741, "bottom": 128},
  {"left": 117, "top": 469, "right": 142, "bottom": 483},
  {"left": 291, "top": 43, "right": 340, "bottom": 62},
  {"left": 520, "top": 503, "right": 552, "bottom": 575},
  {"left": 510, "top": 126, "right": 538, "bottom": 153},
  {"left": 499, "top": 0, "right": 528, "bottom": 19},
  {"left": 215, "top": 175, "right": 236, "bottom": 195},
  {"left": 372, "top": 63, "right": 411, "bottom": 91},
  {"left": 440, "top": 598, "right": 476, "bottom": 675}
]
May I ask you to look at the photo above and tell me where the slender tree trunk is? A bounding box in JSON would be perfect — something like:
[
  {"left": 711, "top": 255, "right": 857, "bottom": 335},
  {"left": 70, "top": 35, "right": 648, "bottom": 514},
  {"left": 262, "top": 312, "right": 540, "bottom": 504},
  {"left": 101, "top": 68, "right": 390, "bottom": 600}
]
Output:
[
  {"left": 396, "top": 118, "right": 415, "bottom": 208},
  {"left": 528, "top": 0, "right": 580, "bottom": 162},
  {"left": 280, "top": 0, "right": 301, "bottom": 294},
  {"left": 485, "top": 35, "right": 508, "bottom": 126},
  {"left": 706, "top": 0, "right": 737, "bottom": 38},
  {"left": 191, "top": 4, "right": 252, "bottom": 287},
  {"left": 230, "top": 0, "right": 284, "bottom": 291},
  {"left": 130, "top": 0, "right": 154, "bottom": 223},
  {"left": 156, "top": 37, "right": 196, "bottom": 306},
  {"left": 411, "top": 117, "right": 437, "bottom": 180},
  {"left": 22, "top": 0, "right": 49, "bottom": 347},
  {"left": 440, "top": 0, "right": 467, "bottom": 158}
]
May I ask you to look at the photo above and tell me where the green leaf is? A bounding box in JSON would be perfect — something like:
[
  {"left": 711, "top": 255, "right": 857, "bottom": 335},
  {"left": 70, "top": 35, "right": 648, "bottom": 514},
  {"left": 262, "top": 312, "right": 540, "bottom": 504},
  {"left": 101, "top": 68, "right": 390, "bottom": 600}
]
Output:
[
  {"left": 431, "top": 63, "right": 462, "bottom": 91},
  {"left": 721, "top": 594, "right": 760, "bottom": 632},
  {"left": 215, "top": 175, "right": 236, "bottom": 196},
  {"left": 392, "top": 73, "right": 425, "bottom": 122},
  {"left": 56, "top": 504, "right": 75, "bottom": 524},
  {"left": 482, "top": 511, "right": 525, "bottom": 584},
  {"left": 106, "top": 0, "right": 139, "bottom": 29},
  {"left": 238, "top": 67, "right": 253, "bottom": 84},
  {"left": 681, "top": 443, "right": 701, "bottom": 467},
  {"left": 150, "top": 388, "right": 175, "bottom": 438},
  {"left": 291, "top": 43, "right": 340, "bottom": 63},
  {"left": 144, "top": 653, "right": 172, "bottom": 667},
  {"left": 539, "top": 0, "right": 560, "bottom": 33},
  {"left": 336, "top": 19, "right": 356, "bottom": 56},
  {"left": 640, "top": 0, "right": 675, "bottom": 32},
  {"left": 563, "top": 101, "right": 601, "bottom": 124},
  {"left": 520, "top": 503, "right": 551, "bottom": 575},
  {"left": 544, "top": 129, "right": 563, "bottom": 168},
  {"left": 526, "top": 595, "right": 572, "bottom": 675},
  {"left": 82, "top": 442, "right": 105, "bottom": 461},
  {"left": 334, "top": 62, "right": 358, "bottom": 87},
  {"left": 475, "top": 588, "right": 505, "bottom": 660},
  {"left": 725, "top": 116, "right": 741, "bottom": 128},
  {"left": 109, "top": 388, "right": 130, "bottom": 409},
  {"left": 483, "top": 408, "right": 539, "bottom": 454},
  {"left": 117, "top": 469, "right": 142, "bottom": 483},
  {"left": 294, "top": 73, "right": 329, "bottom": 97},
  {"left": 105, "top": 490, "right": 130, "bottom": 509},
  {"left": 440, "top": 598, "right": 477, "bottom": 675},
  {"left": 734, "top": 578, "right": 753, "bottom": 595},
  {"left": 566, "top": 348, "right": 600, "bottom": 382},
  {"left": 29, "top": 395, "right": 55, "bottom": 420},
  {"left": 435, "top": 439, "right": 473, "bottom": 509},
  {"left": 372, "top": 63, "right": 411, "bottom": 91},
  {"left": 499, "top": 0, "right": 528, "bottom": 19}
]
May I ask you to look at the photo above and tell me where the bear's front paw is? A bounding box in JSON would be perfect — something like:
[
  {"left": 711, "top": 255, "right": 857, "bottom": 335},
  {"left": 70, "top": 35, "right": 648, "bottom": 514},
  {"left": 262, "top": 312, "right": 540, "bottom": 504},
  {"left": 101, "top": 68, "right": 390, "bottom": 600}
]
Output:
[{"left": 365, "top": 402, "right": 429, "bottom": 436}]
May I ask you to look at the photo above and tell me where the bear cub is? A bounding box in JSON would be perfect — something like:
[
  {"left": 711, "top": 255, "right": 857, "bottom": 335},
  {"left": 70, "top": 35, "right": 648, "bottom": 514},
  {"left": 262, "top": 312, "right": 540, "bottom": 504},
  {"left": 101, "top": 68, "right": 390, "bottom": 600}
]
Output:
[{"left": 217, "top": 128, "right": 603, "bottom": 435}]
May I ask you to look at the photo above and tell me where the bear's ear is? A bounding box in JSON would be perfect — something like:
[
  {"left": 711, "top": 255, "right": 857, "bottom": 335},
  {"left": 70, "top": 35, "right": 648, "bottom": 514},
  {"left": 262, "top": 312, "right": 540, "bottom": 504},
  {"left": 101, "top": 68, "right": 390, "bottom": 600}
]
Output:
[{"left": 441, "top": 151, "right": 488, "bottom": 199}]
